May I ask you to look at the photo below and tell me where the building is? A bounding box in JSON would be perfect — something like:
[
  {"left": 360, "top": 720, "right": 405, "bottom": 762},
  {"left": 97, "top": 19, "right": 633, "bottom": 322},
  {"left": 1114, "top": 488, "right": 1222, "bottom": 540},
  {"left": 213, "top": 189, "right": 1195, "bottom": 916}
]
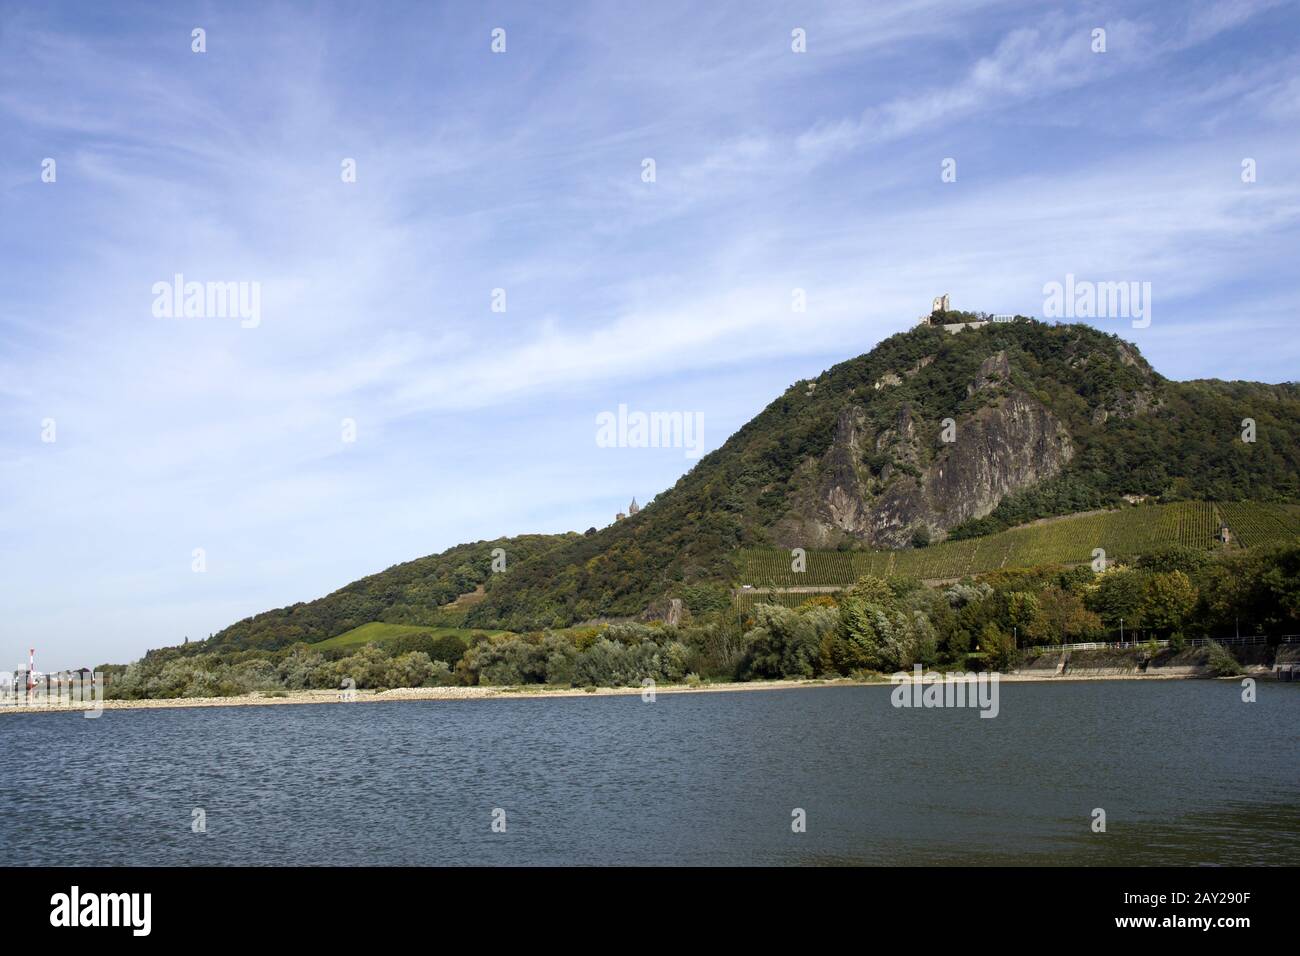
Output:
[
  {"left": 628, "top": 498, "right": 640, "bottom": 515},
  {"left": 916, "top": 295, "right": 1029, "bottom": 334}
]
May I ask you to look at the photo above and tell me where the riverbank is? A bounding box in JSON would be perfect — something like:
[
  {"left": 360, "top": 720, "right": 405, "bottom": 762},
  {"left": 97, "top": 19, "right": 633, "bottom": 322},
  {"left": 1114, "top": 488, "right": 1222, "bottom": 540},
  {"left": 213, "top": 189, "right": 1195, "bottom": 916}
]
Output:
[{"left": 2, "top": 666, "right": 1274, "bottom": 716}]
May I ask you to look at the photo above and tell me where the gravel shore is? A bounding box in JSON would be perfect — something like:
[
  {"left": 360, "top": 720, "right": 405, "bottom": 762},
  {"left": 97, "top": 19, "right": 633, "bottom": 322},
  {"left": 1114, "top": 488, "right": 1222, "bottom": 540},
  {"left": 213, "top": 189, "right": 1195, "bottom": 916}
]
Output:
[{"left": 0, "top": 669, "right": 1226, "bottom": 716}]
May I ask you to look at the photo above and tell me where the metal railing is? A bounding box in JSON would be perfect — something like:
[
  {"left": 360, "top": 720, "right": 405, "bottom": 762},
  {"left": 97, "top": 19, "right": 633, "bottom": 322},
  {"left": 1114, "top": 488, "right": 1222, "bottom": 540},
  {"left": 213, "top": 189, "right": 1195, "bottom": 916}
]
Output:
[
  {"left": 1187, "top": 634, "right": 1276, "bottom": 647},
  {"left": 1039, "top": 640, "right": 1164, "bottom": 651},
  {"left": 1029, "top": 634, "right": 1298, "bottom": 652}
]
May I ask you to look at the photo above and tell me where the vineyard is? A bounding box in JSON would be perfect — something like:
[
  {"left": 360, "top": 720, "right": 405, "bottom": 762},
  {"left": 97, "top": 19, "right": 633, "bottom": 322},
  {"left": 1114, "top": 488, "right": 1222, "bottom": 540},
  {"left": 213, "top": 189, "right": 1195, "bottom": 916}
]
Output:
[
  {"left": 737, "top": 501, "right": 1298, "bottom": 590},
  {"left": 1217, "top": 502, "right": 1300, "bottom": 548}
]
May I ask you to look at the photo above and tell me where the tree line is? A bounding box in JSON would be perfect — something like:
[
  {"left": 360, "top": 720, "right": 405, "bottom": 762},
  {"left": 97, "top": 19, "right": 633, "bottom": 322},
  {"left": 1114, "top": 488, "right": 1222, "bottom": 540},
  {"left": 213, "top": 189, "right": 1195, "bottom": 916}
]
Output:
[{"left": 103, "top": 543, "right": 1299, "bottom": 698}]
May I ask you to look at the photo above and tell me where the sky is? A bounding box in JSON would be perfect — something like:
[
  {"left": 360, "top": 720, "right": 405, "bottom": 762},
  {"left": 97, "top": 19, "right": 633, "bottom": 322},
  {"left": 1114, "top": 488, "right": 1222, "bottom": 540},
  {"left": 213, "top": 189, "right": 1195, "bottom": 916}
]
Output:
[{"left": 1, "top": 0, "right": 1298, "bottom": 669}]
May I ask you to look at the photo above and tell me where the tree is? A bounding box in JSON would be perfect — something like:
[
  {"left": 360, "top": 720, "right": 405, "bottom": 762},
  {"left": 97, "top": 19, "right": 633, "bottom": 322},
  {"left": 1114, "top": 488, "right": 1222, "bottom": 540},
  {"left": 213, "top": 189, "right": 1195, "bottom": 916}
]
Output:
[
  {"left": 1084, "top": 568, "right": 1147, "bottom": 630},
  {"left": 1027, "top": 586, "right": 1101, "bottom": 645},
  {"left": 836, "top": 577, "right": 897, "bottom": 672},
  {"left": 743, "top": 604, "right": 836, "bottom": 679},
  {"left": 1140, "top": 571, "right": 1198, "bottom": 638},
  {"left": 1135, "top": 545, "right": 1210, "bottom": 575},
  {"left": 977, "top": 622, "right": 1015, "bottom": 670},
  {"left": 836, "top": 576, "right": 937, "bottom": 673},
  {"left": 1003, "top": 591, "right": 1041, "bottom": 644}
]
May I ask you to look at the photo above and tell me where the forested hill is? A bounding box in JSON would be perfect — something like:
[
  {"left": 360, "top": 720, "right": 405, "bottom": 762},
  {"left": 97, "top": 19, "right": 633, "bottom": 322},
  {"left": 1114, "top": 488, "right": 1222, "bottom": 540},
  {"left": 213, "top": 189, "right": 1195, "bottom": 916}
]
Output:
[
  {"left": 205, "top": 533, "right": 573, "bottom": 651},
  {"left": 204, "top": 319, "right": 1300, "bottom": 647}
]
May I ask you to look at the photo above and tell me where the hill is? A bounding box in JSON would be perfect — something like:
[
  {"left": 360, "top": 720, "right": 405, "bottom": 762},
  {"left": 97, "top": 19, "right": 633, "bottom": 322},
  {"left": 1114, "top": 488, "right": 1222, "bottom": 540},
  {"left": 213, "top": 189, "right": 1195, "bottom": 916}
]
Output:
[
  {"left": 204, "top": 320, "right": 1300, "bottom": 647},
  {"left": 205, "top": 533, "right": 570, "bottom": 652}
]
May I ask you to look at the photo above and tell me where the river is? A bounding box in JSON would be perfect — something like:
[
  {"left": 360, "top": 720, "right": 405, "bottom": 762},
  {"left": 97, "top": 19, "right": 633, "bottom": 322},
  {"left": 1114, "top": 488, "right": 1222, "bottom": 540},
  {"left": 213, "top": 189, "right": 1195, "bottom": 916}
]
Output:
[{"left": 1, "top": 680, "right": 1296, "bottom": 865}]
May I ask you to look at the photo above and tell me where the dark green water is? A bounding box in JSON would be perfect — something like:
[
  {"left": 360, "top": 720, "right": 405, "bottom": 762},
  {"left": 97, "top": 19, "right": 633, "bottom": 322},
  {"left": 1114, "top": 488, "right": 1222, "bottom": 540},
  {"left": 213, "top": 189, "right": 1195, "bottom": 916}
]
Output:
[{"left": 1, "top": 680, "right": 1296, "bottom": 865}]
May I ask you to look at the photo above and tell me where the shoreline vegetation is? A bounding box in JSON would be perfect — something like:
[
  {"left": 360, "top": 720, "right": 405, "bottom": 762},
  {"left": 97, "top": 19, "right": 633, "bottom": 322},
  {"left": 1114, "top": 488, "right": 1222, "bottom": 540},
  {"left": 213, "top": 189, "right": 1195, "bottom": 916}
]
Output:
[
  {"left": 26, "top": 542, "right": 1296, "bottom": 714},
  {"left": 1, "top": 666, "right": 1282, "bottom": 716},
  {"left": 94, "top": 548, "right": 1300, "bottom": 690}
]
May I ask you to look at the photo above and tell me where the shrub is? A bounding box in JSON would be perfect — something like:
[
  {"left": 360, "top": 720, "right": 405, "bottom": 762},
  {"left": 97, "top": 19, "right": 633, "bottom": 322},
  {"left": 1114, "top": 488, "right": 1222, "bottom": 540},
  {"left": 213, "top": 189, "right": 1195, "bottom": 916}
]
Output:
[
  {"left": 574, "top": 638, "right": 631, "bottom": 686},
  {"left": 331, "top": 644, "right": 391, "bottom": 689},
  {"left": 465, "top": 636, "right": 549, "bottom": 686},
  {"left": 542, "top": 632, "right": 580, "bottom": 685},
  {"left": 385, "top": 651, "right": 440, "bottom": 688},
  {"left": 279, "top": 645, "right": 327, "bottom": 689},
  {"left": 1204, "top": 640, "right": 1243, "bottom": 676}
]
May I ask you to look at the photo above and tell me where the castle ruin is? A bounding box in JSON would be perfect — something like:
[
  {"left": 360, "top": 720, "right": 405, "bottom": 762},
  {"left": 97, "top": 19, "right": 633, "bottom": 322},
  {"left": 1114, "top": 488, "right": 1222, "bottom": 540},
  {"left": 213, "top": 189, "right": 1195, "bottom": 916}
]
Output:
[{"left": 917, "top": 295, "right": 1027, "bottom": 334}]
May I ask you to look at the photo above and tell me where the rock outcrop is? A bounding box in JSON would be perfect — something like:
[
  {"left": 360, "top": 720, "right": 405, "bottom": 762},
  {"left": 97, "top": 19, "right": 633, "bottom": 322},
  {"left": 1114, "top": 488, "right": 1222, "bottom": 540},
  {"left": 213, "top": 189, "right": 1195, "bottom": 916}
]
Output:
[{"left": 776, "top": 349, "right": 1074, "bottom": 548}]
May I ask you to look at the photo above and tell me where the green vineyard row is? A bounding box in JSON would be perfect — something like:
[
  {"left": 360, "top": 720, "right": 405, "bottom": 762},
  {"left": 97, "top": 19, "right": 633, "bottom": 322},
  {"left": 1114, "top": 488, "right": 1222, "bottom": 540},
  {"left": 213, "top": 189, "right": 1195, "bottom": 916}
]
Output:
[
  {"left": 737, "top": 501, "right": 1300, "bottom": 588},
  {"left": 1217, "top": 502, "right": 1300, "bottom": 549}
]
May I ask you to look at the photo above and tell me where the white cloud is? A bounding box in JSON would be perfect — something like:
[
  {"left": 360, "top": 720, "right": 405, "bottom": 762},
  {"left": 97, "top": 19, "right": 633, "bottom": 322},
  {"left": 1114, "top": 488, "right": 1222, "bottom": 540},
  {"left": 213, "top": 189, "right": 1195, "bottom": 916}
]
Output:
[{"left": 1, "top": 1, "right": 1296, "bottom": 667}]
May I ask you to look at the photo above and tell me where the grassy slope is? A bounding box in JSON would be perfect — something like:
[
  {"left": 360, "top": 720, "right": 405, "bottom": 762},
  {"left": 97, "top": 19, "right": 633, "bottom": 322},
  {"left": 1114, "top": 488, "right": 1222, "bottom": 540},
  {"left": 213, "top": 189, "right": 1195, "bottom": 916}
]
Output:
[{"left": 311, "top": 622, "right": 512, "bottom": 652}]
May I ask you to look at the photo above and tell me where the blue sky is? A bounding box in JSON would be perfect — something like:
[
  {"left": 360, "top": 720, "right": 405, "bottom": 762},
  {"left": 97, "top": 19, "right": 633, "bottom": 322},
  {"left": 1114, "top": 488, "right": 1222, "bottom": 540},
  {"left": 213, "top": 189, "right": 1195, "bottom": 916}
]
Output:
[{"left": 2, "top": 0, "right": 1298, "bottom": 668}]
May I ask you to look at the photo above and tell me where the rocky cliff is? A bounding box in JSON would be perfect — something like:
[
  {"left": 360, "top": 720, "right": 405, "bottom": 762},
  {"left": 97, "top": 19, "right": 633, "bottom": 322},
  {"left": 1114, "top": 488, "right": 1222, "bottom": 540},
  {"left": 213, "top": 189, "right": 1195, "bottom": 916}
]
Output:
[{"left": 776, "top": 348, "right": 1076, "bottom": 547}]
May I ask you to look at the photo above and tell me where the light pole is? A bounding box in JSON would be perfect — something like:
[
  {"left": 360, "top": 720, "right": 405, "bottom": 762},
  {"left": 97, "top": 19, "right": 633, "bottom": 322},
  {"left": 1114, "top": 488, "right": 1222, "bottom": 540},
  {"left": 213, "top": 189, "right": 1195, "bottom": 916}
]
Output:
[{"left": 1120, "top": 617, "right": 1124, "bottom": 648}]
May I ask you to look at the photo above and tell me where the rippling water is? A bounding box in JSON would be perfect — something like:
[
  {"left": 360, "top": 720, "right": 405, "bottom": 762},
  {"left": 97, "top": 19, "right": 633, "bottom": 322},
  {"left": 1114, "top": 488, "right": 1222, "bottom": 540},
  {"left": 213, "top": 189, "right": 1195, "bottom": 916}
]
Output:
[{"left": 1, "top": 680, "right": 1297, "bottom": 865}]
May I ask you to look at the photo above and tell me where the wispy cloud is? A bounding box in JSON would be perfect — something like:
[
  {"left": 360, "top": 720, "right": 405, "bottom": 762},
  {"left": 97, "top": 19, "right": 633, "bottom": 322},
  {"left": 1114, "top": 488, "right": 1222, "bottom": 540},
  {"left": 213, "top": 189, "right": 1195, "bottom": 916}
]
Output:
[{"left": 1, "top": 0, "right": 1296, "bottom": 666}]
